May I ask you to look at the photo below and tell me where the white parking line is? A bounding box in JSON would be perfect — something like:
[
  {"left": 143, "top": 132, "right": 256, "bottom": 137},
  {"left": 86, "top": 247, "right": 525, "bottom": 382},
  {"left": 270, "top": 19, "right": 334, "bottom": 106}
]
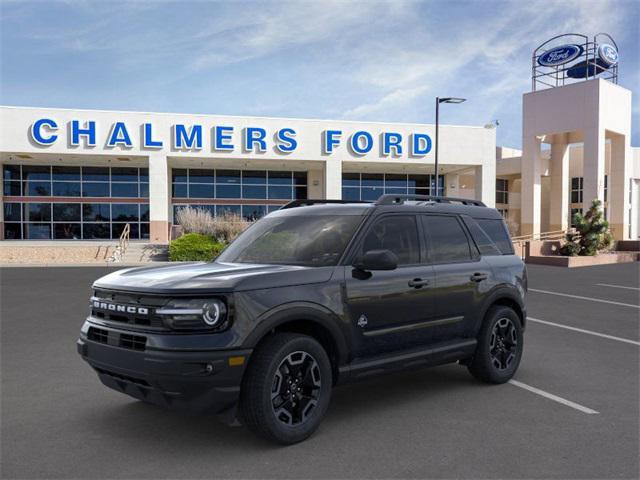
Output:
[
  {"left": 508, "top": 380, "right": 599, "bottom": 415},
  {"left": 527, "top": 317, "right": 640, "bottom": 346},
  {"left": 529, "top": 288, "right": 640, "bottom": 309},
  {"left": 596, "top": 283, "right": 640, "bottom": 291}
]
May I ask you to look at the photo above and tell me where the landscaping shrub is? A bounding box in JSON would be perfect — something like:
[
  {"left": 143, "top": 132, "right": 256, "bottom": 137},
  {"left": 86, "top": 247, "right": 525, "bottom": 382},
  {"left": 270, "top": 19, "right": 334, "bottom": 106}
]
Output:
[
  {"left": 169, "top": 233, "right": 226, "bottom": 262},
  {"left": 560, "top": 199, "right": 613, "bottom": 256},
  {"left": 176, "top": 207, "right": 252, "bottom": 243}
]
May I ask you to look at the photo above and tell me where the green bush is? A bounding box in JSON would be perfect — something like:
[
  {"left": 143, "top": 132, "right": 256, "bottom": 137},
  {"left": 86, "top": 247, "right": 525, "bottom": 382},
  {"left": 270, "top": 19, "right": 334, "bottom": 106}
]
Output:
[
  {"left": 169, "top": 233, "right": 226, "bottom": 262},
  {"left": 560, "top": 199, "right": 613, "bottom": 256}
]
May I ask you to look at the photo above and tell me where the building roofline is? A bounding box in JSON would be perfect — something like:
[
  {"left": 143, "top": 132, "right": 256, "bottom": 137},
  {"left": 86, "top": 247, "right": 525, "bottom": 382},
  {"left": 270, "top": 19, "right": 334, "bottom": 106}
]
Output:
[{"left": 0, "top": 104, "right": 490, "bottom": 130}]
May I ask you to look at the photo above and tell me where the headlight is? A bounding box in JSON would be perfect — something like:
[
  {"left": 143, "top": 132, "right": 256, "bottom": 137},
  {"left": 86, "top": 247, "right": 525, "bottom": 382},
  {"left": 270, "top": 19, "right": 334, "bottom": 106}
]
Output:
[{"left": 156, "top": 298, "right": 228, "bottom": 331}]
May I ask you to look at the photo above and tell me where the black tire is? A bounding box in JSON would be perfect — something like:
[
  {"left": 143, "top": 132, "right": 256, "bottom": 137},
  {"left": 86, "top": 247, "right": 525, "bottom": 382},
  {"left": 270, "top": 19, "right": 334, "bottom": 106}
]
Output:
[
  {"left": 468, "top": 306, "right": 523, "bottom": 384},
  {"left": 240, "top": 333, "right": 332, "bottom": 444}
]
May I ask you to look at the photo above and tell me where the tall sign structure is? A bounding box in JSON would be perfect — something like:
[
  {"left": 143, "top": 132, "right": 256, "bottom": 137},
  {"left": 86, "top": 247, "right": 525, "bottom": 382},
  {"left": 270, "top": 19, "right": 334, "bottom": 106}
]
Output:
[{"left": 522, "top": 33, "right": 633, "bottom": 240}]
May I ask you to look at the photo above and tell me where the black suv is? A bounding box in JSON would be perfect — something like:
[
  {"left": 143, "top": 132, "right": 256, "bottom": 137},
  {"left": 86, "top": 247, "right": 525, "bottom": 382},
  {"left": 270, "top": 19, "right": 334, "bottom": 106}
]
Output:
[{"left": 78, "top": 195, "right": 527, "bottom": 444}]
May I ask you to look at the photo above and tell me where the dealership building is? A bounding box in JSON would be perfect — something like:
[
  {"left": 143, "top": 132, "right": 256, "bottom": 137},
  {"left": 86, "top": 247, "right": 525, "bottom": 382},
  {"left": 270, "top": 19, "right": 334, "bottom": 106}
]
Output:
[
  {"left": 0, "top": 107, "right": 496, "bottom": 243},
  {"left": 0, "top": 34, "right": 638, "bottom": 246}
]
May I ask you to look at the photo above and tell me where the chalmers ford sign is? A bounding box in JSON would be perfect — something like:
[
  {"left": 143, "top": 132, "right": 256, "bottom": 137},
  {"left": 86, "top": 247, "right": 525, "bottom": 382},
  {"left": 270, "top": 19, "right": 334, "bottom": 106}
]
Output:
[{"left": 29, "top": 118, "right": 434, "bottom": 157}]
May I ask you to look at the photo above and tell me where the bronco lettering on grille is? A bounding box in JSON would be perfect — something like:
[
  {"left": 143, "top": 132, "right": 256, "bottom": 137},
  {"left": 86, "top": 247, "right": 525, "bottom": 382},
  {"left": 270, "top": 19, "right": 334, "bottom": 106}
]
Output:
[{"left": 92, "top": 300, "right": 149, "bottom": 316}]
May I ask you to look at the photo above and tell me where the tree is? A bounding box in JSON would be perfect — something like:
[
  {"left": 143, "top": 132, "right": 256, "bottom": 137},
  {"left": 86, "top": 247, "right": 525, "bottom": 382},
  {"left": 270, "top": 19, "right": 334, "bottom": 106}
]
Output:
[{"left": 560, "top": 199, "right": 613, "bottom": 256}]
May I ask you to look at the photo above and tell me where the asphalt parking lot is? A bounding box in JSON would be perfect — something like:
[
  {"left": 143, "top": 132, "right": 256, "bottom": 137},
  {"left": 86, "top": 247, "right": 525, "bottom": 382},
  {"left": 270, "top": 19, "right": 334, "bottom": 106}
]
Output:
[{"left": 1, "top": 263, "right": 638, "bottom": 479}]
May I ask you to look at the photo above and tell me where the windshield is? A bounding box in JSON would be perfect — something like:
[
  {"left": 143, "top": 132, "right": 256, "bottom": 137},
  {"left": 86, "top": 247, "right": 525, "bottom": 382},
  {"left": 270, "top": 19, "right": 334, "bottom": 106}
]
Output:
[{"left": 217, "top": 214, "right": 363, "bottom": 267}]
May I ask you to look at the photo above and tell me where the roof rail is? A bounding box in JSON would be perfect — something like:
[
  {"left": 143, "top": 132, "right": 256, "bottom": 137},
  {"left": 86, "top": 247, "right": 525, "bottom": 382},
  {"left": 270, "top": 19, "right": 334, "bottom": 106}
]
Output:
[
  {"left": 281, "top": 199, "right": 372, "bottom": 209},
  {"left": 375, "top": 194, "right": 486, "bottom": 207}
]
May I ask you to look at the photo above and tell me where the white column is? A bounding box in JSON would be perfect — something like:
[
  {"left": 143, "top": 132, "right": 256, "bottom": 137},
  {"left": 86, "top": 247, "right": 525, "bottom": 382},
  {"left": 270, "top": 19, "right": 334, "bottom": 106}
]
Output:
[
  {"left": 582, "top": 126, "right": 606, "bottom": 211},
  {"left": 324, "top": 159, "right": 342, "bottom": 200},
  {"left": 521, "top": 135, "right": 543, "bottom": 236},
  {"left": 148, "top": 153, "right": 170, "bottom": 244},
  {"left": 549, "top": 134, "right": 570, "bottom": 232},
  {"left": 474, "top": 163, "right": 495, "bottom": 207},
  {"left": 307, "top": 169, "right": 324, "bottom": 198},
  {"left": 445, "top": 173, "right": 460, "bottom": 197},
  {"left": 609, "top": 134, "right": 631, "bottom": 240}
]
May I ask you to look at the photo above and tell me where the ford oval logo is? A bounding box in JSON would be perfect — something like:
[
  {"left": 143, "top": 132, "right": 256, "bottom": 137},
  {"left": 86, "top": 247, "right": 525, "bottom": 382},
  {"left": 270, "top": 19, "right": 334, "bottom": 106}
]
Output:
[
  {"left": 538, "top": 44, "right": 583, "bottom": 67},
  {"left": 598, "top": 44, "right": 618, "bottom": 66}
]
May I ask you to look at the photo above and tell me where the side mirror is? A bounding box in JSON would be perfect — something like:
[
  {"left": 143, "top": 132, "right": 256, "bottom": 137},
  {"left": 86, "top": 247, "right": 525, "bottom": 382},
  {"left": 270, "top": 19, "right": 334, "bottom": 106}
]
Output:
[{"left": 354, "top": 249, "right": 398, "bottom": 271}]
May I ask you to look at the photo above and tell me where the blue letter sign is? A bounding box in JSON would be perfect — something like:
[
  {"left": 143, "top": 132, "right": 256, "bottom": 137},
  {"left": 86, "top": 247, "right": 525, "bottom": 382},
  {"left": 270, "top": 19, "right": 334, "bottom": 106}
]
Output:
[
  {"left": 350, "top": 131, "right": 373, "bottom": 155},
  {"left": 70, "top": 120, "right": 96, "bottom": 147},
  {"left": 275, "top": 128, "right": 297, "bottom": 153},
  {"left": 323, "top": 130, "right": 342, "bottom": 154},
  {"left": 173, "top": 124, "right": 203, "bottom": 150},
  {"left": 107, "top": 122, "right": 132, "bottom": 148},
  {"left": 411, "top": 133, "right": 432, "bottom": 156},
  {"left": 214, "top": 126, "right": 234, "bottom": 151},
  {"left": 30, "top": 118, "right": 58, "bottom": 145},
  {"left": 143, "top": 123, "right": 163, "bottom": 148},
  {"left": 244, "top": 127, "right": 267, "bottom": 152},
  {"left": 383, "top": 132, "right": 403, "bottom": 156}
]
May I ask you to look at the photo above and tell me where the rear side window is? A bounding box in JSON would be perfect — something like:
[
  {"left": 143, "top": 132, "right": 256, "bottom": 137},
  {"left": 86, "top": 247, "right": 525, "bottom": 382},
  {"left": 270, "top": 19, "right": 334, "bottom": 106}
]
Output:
[
  {"left": 463, "top": 217, "right": 502, "bottom": 256},
  {"left": 423, "top": 215, "right": 471, "bottom": 263},
  {"left": 361, "top": 215, "right": 420, "bottom": 265},
  {"left": 476, "top": 219, "right": 514, "bottom": 255}
]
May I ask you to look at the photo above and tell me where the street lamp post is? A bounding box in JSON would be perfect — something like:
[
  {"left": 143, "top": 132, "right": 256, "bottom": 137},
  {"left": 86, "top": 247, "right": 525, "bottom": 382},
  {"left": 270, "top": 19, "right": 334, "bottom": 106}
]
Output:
[{"left": 435, "top": 97, "right": 466, "bottom": 196}]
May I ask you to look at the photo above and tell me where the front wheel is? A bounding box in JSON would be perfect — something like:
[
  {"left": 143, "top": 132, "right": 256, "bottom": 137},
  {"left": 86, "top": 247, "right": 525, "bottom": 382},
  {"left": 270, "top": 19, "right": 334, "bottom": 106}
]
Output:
[
  {"left": 468, "top": 306, "right": 523, "bottom": 384},
  {"left": 240, "top": 333, "right": 332, "bottom": 444}
]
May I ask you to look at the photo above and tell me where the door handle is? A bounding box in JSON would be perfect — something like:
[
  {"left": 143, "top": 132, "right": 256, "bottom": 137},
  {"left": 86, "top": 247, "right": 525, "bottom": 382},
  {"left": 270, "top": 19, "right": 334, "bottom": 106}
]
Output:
[
  {"left": 408, "top": 278, "right": 430, "bottom": 288},
  {"left": 470, "top": 272, "right": 488, "bottom": 282}
]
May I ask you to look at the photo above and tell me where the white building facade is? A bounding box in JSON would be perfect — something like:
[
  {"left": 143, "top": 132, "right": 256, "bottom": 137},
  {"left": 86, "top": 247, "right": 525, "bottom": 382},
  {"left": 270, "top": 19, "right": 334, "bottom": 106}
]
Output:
[{"left": 0, "top": 106, "right": 496, "bottom": 243}]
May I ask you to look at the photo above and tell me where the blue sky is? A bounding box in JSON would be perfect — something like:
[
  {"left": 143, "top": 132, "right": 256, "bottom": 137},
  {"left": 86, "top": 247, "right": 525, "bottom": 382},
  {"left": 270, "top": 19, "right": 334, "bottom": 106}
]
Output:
[{"left": 1, "top": 0, "right": 638, "bottom": 148}]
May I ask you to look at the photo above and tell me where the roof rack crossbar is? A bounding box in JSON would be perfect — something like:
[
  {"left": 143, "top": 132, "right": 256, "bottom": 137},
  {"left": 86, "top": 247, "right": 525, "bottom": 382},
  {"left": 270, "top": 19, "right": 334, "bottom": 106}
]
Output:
[
  {"left": 281, "top": 199, "right": 372, "bottom": 209},
  {"left": 375, "top": 194, "right": 486, "bottom": 207}
]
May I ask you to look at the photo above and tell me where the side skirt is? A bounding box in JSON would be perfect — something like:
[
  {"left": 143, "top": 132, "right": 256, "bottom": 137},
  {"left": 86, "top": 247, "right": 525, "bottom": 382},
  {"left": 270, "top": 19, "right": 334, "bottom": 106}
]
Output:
[{"left": 336, "top": 338, "right": 477, "bottom": 384}]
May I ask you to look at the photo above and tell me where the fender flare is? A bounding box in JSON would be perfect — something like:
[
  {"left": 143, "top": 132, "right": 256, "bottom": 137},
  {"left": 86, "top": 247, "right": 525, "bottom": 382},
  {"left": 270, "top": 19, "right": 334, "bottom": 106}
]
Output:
[
  {"left": 474, "top": 287, "right": 526, "bottom": 335},
  {"left": 242, "top": 302, "right": 351, "bottom": 365}
]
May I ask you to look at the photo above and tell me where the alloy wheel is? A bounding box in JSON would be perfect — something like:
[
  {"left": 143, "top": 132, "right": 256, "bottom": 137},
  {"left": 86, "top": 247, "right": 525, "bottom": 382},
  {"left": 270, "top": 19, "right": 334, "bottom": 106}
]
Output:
[
  {"left": 271, "top": 351, "right": 322, "bottom": 426},
  {"left": 490, "top": 317, "right": 518, "bottom": 370}
]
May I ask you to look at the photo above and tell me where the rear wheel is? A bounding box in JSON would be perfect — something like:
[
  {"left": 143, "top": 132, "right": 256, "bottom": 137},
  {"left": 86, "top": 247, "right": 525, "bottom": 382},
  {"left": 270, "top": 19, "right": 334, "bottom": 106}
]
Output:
[
  {"left": 240, "top": 333, "right": 332, "bottom": 444},
  {"left": 468, "top": 306, "right": 523, "bottom": 384}
]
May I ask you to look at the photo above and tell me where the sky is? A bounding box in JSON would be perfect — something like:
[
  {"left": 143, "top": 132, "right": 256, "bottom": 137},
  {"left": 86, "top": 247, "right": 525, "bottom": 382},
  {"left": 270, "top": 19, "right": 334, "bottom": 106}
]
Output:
[{"left": 1, "top": 0, "right": 638, "bottom": 148}]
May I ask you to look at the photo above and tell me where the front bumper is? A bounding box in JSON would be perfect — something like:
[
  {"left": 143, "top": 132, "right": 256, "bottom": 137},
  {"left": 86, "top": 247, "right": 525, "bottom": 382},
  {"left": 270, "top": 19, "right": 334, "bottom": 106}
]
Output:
[{"left": 77, "top": 321, "right": 251, "bottom": 414}]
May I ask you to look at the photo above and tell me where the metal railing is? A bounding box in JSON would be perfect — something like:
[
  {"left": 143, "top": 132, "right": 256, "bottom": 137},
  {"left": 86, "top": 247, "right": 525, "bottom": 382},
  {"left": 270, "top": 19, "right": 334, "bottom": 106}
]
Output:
[
  {"left": 511, "top": 229, "right": 570, "bottom": 243},
  {"left": 511, "top": 229, "right": 573, "bottom": 258},
  {"left": 107, "top": 223, "right": 131, "bottom": 263}
]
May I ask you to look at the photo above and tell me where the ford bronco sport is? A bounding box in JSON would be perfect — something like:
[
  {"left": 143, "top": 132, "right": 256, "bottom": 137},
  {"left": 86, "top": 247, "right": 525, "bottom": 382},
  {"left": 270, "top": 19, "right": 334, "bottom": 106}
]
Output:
[{"left": 78, "top": 194, "right": 527, "bottom": 444}]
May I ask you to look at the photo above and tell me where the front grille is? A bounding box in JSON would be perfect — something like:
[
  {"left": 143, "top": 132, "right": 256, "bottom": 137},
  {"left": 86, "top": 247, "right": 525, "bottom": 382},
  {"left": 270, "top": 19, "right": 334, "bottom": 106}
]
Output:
[
  {"left": 119, "top": 333, "right": 146, "bottom": 351},
  {"left": 90, "top": 289, "right": 168, "bottom": 331},
  {"left": 88, "top": 326, "right": 108, "bottom": 344},
  {"left": 87, "top": 326, "right": 147, "bottom": 351}
]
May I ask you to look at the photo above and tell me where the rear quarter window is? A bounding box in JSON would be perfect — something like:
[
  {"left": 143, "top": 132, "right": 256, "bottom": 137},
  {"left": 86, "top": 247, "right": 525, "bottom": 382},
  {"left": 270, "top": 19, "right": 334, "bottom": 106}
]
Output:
[{"left": 476, "top": 218, "right": 514, "bottom": 255}]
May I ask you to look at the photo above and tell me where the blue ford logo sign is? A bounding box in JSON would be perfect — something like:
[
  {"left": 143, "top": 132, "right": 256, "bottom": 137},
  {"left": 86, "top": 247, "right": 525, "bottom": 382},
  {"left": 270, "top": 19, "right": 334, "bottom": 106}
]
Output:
[
  {"left": 598, "top": 44, "right": 618, "bottom": 66},
  {"left": 538, "top": 44, "right": 583, "bottom": 67}
]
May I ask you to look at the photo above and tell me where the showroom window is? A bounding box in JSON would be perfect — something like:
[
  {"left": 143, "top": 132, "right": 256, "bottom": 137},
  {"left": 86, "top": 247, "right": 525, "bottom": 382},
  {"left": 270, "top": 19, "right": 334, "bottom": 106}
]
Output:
[
  {"left": 3, "top": 201, "right": 149, "bottom": 240},
  {"left": 3, "top": 164, "right": 149, "bottom": 198},
  {"left": 171, "top": 168, "right": 307, "bottom": 221},
  {"left": 3, "top": 164, "right": 149, "bottom": 240},
  {"left": 341, "top": 173, "right": 444, "bottom": 201}
]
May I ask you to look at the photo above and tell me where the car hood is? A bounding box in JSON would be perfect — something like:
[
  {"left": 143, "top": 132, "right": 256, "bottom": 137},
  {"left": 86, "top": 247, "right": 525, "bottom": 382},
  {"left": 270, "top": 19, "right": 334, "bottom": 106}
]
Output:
[{"left": 93, "top": 261, "right": 335, "bottom": 294}]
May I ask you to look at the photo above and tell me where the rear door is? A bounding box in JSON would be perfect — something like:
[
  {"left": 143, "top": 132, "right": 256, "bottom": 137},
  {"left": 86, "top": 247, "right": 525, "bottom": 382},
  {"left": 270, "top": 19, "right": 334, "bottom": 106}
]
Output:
[
  {"left": 421, "top": 214, "right": 491, "bottom": 341},
  {"left": 344, "top": 214, "right": 436, "bottom": 357}
]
